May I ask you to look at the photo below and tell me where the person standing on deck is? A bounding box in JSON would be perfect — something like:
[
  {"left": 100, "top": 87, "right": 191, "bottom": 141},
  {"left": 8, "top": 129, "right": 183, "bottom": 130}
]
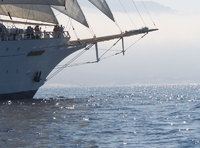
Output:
[
  {"left": 59, "top": 25, "right": 64, "bottom": 38},
  {"left": 34, "top": 25, "right": 40, "bottom": 39},
  {"left": 53, "top": 25, "right": 59, "bottom": 38}
]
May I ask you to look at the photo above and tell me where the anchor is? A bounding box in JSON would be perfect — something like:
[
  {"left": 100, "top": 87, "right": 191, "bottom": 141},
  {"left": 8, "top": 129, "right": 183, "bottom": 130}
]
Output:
[{"left": 33, "top": 71, "right": 42, "bottom": 82}]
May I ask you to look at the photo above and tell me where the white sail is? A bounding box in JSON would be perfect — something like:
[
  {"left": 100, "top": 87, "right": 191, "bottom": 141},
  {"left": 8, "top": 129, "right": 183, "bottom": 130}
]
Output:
[
  {"left": 0, "top": 5, "right": 58, "bottom": 24},
  {"left": 0, "top": 0, "right": 65, "bottom": 6},
  {"left": 0, "top": 0, "right": 115, "bottom": 27},
  {"left": 52, "top": 0, "right": 89, "bottom": 27},
  {"left": 88, "top": 0, "right": 115, "bottom": 22}
]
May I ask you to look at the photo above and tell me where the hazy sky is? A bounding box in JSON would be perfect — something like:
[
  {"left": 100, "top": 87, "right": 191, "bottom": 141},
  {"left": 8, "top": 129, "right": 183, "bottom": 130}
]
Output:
[
  {"left": 148, "top": 0, "right": 200, "bottom": 12},
  {"left": 46, "top": 0, "right": 200, "bottom": 87}
]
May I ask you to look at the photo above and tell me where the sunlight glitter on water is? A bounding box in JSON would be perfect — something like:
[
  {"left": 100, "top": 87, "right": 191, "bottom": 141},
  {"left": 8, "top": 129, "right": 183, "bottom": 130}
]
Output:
[{"left": 0, "top": 85, "right": 200, "bottom": 147}]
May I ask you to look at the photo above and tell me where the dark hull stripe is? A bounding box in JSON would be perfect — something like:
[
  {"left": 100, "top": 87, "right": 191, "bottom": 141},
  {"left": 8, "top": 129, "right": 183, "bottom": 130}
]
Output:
[{"left": 0, "top": 90, "right": 37, "bottom": 99}]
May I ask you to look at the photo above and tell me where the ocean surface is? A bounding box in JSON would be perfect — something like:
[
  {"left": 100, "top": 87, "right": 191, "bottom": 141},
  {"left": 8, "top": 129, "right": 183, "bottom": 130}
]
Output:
[{"left": 0, "top": 85, "right": 200, "bottom": 148}]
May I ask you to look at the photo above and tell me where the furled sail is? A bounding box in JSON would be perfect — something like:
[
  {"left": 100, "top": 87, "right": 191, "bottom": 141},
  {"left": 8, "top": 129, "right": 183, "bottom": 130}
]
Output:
[
  {"left": 88, "top": 0, "right": 115, "bottom": 22},
  {"left": 52, "top": 0, "right": 89, "bottom": 27},
  {"left": 0, "top": 0, "right": 65, "bottom": 6},
  {"left": 0, "top": 5, "right": 58, "bottom": 24}
]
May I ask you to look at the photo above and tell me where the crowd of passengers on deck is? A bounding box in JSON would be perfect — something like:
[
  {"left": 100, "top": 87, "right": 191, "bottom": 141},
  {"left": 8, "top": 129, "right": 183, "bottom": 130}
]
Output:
[{"left": 0, "top": 23, "right": 65, "bottom": 41}]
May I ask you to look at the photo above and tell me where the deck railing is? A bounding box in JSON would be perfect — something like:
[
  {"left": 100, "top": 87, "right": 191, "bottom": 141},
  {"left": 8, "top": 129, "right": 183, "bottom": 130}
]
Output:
[{"left": 0, "top": 30, "right": 70, "bottom": 41}]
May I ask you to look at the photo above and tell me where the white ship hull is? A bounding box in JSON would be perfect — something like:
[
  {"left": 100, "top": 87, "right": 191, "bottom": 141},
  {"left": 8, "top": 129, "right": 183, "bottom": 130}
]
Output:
[{"left": 0, "top": 38, "right": 86, "bottom": 99}]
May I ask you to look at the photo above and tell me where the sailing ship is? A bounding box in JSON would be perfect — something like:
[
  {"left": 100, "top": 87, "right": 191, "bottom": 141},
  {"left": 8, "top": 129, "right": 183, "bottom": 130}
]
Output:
[{"left": 0, "top": 0, "right": 158, "bottom": 99}]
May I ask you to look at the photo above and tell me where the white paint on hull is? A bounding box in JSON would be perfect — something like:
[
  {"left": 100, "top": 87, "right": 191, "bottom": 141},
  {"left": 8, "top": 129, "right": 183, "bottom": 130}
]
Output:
[{"left": 0, "top": 38, "right": 86, "bottom": 96}]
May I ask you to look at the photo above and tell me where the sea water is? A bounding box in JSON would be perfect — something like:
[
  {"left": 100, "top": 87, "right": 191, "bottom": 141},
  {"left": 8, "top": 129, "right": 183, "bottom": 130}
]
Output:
[{"left": 0, "top": 85, "right": 200, "bottom": 147}]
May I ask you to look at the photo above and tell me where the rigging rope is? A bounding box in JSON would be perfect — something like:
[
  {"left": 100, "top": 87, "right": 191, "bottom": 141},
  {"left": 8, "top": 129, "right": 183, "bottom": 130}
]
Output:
[
  {"left": 44, "top": 0, "right": 151, "bottom": 81},
  {"left": 114, "top": 21, "right": 123, "bottom": 33},
  {"left": 117, "top": 0, "right": 137, "bottom": 29},
  {"left": 131, "top": 0, "right": 146, "bottom": 27},
  {"left": 59, "top": 33, "right": 148, "bottom": 69},
  {"left": 70, "top": 19, "right": 79, "bottom": 40},
  {"left": 65, "top": 17, "right": 71, "bottom": 31},
  {"left": 86, "top": 20, "right": 96, "bottom": 37},
  {"left": 46, "top": 44, "right": 94, "bottom": 81},
  {"left": 140, "top": 0, "right": 157, "bottom": 28},
  {"left": 99, "top": 38, "right": 121, "bottom": 59},
  {"left": 100, "top": 33, "right": 148, "bottom": 61},
  {"left": 124, "top": 33, "right": 147, "bottom": 52}
]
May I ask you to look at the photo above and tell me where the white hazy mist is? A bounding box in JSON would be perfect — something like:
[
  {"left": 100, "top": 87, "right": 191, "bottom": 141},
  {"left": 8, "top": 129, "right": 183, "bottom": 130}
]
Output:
[{"left": 45, "top": 1, "right": 200, "bottom": 87}]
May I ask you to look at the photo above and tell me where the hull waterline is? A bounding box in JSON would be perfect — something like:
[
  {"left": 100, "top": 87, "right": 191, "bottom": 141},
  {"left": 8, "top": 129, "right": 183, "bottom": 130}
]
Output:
[{"left": 0, "top": 90, "right": 37, "bottom": 99}]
